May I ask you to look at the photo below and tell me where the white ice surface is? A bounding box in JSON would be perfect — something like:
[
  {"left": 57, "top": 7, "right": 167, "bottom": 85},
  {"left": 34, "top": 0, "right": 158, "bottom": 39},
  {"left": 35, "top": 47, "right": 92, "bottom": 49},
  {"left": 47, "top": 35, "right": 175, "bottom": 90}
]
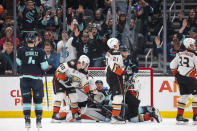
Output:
[{"left": 0, "top": 118, "right": 196, "bottom": 131}]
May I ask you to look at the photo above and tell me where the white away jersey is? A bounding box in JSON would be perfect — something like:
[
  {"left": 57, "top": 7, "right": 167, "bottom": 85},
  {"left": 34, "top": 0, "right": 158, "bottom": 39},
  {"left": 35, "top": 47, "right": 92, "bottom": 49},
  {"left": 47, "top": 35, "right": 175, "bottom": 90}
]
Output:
[
  {"left": 170, "top": 50, "right": 197, "bottom": 78},
  {"left": 57, "top": 60, "right": 89, "bottom": 88},
  {"left": 105, "top": 50, "right": 124, "bottom": 75}
]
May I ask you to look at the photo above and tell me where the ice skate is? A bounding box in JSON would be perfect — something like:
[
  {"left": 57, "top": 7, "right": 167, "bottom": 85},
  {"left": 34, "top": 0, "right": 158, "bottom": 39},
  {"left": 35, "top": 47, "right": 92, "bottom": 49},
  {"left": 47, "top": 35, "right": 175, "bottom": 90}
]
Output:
[
  {"left": 36, "top": 115, "right": 42, "bottom": 130},
  {"left": 193, "top": 115, "right": 197, "bottom": 125},
  {"left": 51, "top": 113, "right": 61, "bottom": 123},
  {"left": 150, "top": 108, "right": 162, "bottom": 123},
  {"left": 176, "top": 115, "right": 189, "bottom": 125},
  {"left": 25, "top": 115, "right": 31, "bottom": 130},
  {"left": 111, "top": 116, "right": 126, "bottom": 124}
]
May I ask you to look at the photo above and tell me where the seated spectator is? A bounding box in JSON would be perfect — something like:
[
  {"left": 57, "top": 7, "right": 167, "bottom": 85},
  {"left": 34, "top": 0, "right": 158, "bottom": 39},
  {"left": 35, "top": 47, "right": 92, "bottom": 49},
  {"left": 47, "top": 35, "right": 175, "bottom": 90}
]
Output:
[
  {"left": 0, "top": 15, "right": 14, "bottom": 35},
  {"left": 0, "top": 42, "right": 14, "bottom": 75},
  {"left": 57, "top": 31, "right": 76, "bottom": 64},
  {"left": 0, "top": 27, "right": 20, "bottom": 49},
  {"left": 43, "top": 31, "right": 56, "bottom": 50},
  {"left": 44, "top": 43, "right": 60, "bottom": 74},
  {"left": 0, "top": 52, "right": 7, "bottom": 75}
]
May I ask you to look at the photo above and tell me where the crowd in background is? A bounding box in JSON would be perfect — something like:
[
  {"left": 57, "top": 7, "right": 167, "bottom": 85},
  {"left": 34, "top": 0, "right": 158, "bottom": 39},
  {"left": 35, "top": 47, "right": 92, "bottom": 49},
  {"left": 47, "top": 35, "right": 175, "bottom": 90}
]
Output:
[{"left": 0, "top": 0, "right": 196, "bottom": 75}]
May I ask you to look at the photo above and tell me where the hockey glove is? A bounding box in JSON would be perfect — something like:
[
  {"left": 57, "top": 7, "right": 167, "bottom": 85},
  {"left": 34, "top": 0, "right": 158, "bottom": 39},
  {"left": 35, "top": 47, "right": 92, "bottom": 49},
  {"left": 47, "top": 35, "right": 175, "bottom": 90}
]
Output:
[{"left": 63, "top": 77, "right": 72, "bottom": 86}]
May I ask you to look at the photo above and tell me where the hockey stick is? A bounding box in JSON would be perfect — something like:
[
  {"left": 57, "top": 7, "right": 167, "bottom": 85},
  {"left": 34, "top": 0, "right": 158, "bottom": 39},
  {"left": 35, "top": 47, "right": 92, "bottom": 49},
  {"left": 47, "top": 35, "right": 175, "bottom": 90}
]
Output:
[{"left": 44, "top": 74, "right": 50, "bottom": 112}]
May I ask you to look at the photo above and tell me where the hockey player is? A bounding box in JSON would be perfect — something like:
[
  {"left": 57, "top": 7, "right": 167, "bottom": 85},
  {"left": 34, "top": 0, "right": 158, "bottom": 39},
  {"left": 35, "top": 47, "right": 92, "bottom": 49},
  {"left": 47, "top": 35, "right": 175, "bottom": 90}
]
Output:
[
  {"left": 52, "top": 55, "right": 90, "bottom": 122},
  {"left": 170, "top": 38, "right": 197, "bottom": 125},
  {"left": 16, "top": 33, "right": 49, "bottom": 129},
  {"left": 119, "top": 45, "right": 162, "bottom": 123},
  {"left": 105, "top": 38, "right": 125, "bottom": 124}
]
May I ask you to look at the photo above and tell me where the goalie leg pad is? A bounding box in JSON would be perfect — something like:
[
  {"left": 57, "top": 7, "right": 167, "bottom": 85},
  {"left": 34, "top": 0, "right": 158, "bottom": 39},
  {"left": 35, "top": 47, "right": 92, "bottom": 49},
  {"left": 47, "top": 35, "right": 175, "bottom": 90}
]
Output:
[
  {"left": 129, "top": 116, "right": 139, "bottom": 123},
  {"left": 81, "top": 107, "right": 106, "bottom": 121},
  {"left": 125, "top": 93, "right": 140, "bottom": 118}
]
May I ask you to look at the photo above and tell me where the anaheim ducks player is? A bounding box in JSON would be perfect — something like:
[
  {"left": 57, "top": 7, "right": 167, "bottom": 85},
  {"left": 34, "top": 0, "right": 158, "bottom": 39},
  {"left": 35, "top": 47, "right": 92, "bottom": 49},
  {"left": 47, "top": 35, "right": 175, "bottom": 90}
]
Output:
[
  {"left": 51, "top": 55, "right": 90, "bottom": 122},
  {"left": 105, "top": 38, "right": 125, "bottom": 124},
  {"left": 170, "top": 38, "right": 197, "bottom": 125}
]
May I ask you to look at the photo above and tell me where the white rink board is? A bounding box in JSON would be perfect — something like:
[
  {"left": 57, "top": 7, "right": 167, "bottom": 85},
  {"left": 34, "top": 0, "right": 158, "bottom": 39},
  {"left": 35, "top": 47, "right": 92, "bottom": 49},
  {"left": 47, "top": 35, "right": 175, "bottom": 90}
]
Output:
[{"left": 0, "top": 76, "right": 193, "bottom": 113}]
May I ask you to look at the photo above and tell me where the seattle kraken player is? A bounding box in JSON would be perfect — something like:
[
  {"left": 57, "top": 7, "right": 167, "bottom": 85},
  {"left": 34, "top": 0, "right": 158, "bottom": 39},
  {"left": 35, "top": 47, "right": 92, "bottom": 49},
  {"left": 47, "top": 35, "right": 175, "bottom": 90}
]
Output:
[{"left": 16, "top": 33, "right": 49, "bottom": 130}]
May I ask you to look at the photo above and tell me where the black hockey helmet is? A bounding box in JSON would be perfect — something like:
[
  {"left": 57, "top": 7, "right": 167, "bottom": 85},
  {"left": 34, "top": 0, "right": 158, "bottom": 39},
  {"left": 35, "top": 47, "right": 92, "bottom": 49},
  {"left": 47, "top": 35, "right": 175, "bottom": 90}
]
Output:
[
  {"left": 119, "top": 45, "right": 129, "bottom": 51},
  {"left": 95, "top": 80, "right": 103, "bottom": 84},
  {"left": 26, "top": 33, "right": 36, "bottom": 43}
]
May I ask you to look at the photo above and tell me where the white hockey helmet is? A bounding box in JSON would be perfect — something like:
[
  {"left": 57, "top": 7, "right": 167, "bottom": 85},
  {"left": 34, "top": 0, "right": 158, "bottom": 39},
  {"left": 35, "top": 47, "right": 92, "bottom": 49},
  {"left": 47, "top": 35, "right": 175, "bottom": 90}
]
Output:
[
  {"left": 107, "top": 38, "right": 119, "bottom": 49},
  {"left": 78, "top": 55, "right": 90, "bottom": 69},
  {"left": 183, "top": 38, "right": 196, "bottom": 49}
]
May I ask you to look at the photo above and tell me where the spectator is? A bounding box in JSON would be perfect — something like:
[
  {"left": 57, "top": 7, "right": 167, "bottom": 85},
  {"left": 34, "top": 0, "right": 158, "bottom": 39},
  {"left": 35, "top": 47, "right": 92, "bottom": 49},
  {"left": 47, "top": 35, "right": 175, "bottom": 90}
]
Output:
[
  {"left": 72, "top": 31, "right": 92, "bottom": 60},
  {"left": 0, "top": 27, "right": 20, "bottom": 49},
  {"left": 154, "top": 34, "right": 183, "bottom": 72},
  {"left": 0, "top": 42, "right": 14, "bottom": 75},
  {"left": 178, "top": 9, "right": 197, "bottom": 37},
  {"left": 43, "top": 31, "right": 56, "bottom": 50},
  {"left": 18, "top": 0, "right": 40, "bottom": 31},
  {"left": 0, "top": 16, "right": 14, "bottom": 34},
  {"left": 41, "top": 9, "right": 59, "bottom": 37},
  {"left": 93, "top": 9, "right": 105, "bottom": 28},
  {"left": 0, "top": 52, "right": 7, "bottom": 75},
  {"left": 44, "top": 43, "right": 60, "bottom": 74},
  {"left": 88, "top": 24, "right": 105, "bottom": 67},
  {"left": 121, "top": 1, "right": 140, "bottom": 61},
  {"left": 57, "top": 31, "right": 76, "bottom": 64}
]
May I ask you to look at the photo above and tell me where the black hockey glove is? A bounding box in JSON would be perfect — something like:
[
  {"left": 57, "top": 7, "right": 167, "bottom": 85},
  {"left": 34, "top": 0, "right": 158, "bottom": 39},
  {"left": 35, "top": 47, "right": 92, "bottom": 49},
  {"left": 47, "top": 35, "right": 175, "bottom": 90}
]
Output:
[{"left": 63, "top": 77, "right": 72, "bottom": 86}]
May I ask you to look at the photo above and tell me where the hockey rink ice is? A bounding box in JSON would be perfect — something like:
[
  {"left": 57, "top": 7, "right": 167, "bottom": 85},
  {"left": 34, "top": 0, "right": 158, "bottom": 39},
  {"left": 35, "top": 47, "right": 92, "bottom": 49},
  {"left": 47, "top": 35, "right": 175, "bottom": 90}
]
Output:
[{"left": 0, "top": 118, "right": 196, "bottom": 131}]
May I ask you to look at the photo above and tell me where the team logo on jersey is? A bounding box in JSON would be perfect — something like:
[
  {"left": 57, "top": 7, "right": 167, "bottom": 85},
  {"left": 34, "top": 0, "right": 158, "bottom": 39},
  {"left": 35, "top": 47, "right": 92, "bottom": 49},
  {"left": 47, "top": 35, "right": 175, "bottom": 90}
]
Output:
[
  {"left": 71, "top": 76, "right": 81, "bottom": 82},
  {"left": 26, "top": 11, "right": 35, "bottom": 23}
]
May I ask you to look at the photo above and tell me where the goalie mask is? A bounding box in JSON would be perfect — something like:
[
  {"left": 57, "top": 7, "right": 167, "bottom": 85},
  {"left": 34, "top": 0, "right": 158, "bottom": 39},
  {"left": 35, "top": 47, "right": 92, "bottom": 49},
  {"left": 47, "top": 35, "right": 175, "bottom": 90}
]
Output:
[
  {"left": 107, "top": 38, "right": 119, "bottom": 49},
  {"left": 78, "top": 55, "right": 90, "bottom": 70}
]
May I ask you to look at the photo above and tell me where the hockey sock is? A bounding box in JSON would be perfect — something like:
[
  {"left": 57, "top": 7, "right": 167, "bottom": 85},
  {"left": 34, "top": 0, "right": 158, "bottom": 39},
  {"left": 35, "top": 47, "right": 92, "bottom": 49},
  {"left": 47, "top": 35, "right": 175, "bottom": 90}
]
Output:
[
  {"left": 192, "top": 102, "right": 197, "bottom": 116},
  {"left": 70, "top": 103, "right": 79, "bottom": 114},
  {"left": 53, "top": 101, "right": 61, "bottom": 114},
  {"left": 59, "top": 112, "right": 68, "bottom": 119},
  {"left": 35, "top": 103, "right": 43, "bottom": 117},
  {"left": 112, "top": 104, "right": 121, "bottom": 116},
  {"left": 23, "top": 103, "right": 31, "bottom": 116},
  {"left": 177, "top": 102, "right": 186, "bottom": 116},
  {"left": 138, "top": 114, "right": 151, "bottom": 122}
]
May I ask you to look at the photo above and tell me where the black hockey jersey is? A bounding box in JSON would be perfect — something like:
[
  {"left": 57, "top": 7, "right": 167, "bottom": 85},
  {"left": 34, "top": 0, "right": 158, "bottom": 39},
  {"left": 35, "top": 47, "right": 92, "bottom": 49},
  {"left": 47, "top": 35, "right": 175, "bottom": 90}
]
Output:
[{"left": 16, "top": 46, "right": 49, "bottom": 79}]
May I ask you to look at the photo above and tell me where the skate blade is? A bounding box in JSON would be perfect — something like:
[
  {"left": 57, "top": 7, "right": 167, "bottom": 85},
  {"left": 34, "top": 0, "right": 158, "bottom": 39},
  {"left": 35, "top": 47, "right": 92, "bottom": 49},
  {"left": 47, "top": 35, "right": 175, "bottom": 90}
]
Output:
[
  {"left": 176, "top": 121, "right": 189, "bottom": 125},
  {"left": 51, "top": 119, "right": 61, "bottom": 123},
  {"left": 111, "top": 120, "right": 126, "bottom": 124},
  {"left": 26, "top": 127, "right": 30, "bottom": 131},
  {"left": 193, "top": 121, "right": 197, "bottom": 125}
]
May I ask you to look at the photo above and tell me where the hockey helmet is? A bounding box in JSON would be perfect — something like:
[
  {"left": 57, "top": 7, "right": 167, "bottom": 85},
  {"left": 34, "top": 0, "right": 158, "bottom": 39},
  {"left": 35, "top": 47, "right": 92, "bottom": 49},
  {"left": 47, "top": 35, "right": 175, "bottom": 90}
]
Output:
[
  {"left": 78, "top": 55, "right": 90, "bottom": 68},
  {"left": 183, "top": 38, "right": 196, "bottom": 49},
  {"left": 107, "top": 38, "right": 119, "bottom": 49},
  {"left": 119, "top": 45, "right": 129, "bottom": 52},
  {"left": 26, "top": 33, "right": 36, "bottom": 43}
]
